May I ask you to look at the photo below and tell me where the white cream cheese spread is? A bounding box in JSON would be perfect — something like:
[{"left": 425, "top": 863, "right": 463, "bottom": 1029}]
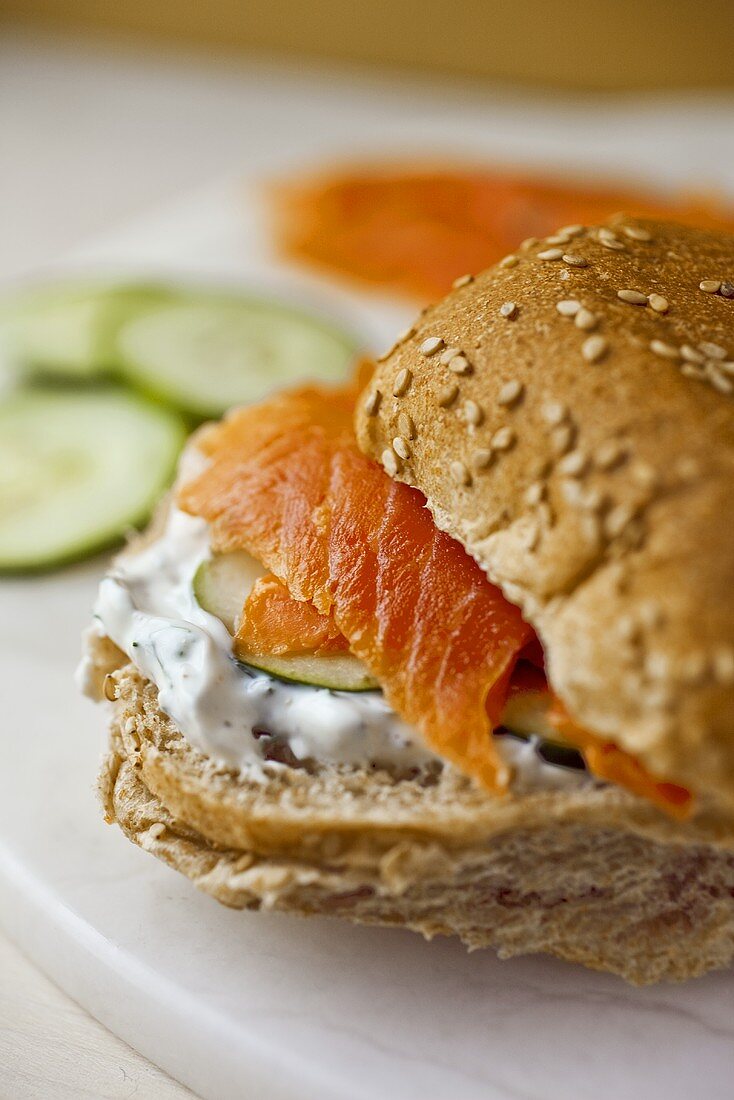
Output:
[{"left": 82, "top": 496, "right": 590, "bottom": 792}]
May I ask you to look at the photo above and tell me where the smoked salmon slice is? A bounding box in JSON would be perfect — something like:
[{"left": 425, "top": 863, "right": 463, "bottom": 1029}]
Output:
[
  {"left": 180, "top": 381, "right": 692, "bottom": 815},
  {"left": 180, "top": 382, "right": 534, "bottom": 791},
  {"left": 236, "top": 573, "right": 348, "bottom": 658},
  {"left": 272, "top": 166, "right": 734, "bottom": 302}
]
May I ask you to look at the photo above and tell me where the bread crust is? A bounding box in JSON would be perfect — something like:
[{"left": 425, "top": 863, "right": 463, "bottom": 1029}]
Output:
[
  {"left": 355, "top": 218, "right": 734, "bottom": 808},
  {"left": 95, "top": 647, "right": 734, "bottom": 984}
]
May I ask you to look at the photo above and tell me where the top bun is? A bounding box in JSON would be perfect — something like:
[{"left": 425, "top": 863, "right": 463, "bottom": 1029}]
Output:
[{"left": 355, "top": 218, "right": 734, "bottom": 810}]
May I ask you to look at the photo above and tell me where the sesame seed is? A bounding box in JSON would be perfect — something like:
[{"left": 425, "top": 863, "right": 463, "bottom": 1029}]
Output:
[
  {"left": 645, "top": 651, "right": 672, "bottom": 682},
  {"left": 604, "top": 504, "right": 634, "bottom": 538},
  {"left": 598, "top": 227, "right": 619, "bottom": 242},
  {"left": 562, "top": 253, "right": 589, "bottom": 268},
  {"left": 537, "top": 500, "right": 554, "bottom": 528},
  {"left": 681, "top": 363, "right": 705, "bottom": 381},
  {"left": 709, "top": 371, "right": 734, "bottom": 394},
  {"left": 524, "top": 481, "right": 546, "bottom": 506},
  {"left": 556, "top": 299, "right": 581, "bottom": 317},
  {"left": 617, "top": 289, "right": 648, "bottom": 306},
  {"left": 545, "top": 233, "right": 570, "bottom": 245},
  {"left": 148, "top": 822, "right": 166, "bottom": 839},
  {"left": 639, "top": 600, "right": 664, "bottom": 629},
  {"left": 720, "top": 282, "right": 734, "bottom": 299},
  {"left": 397, "top": 411, "right": 416, "bottom": 439},
  {"left": 521, "top": 237, "right": 538, "bottom": 250},
  {"left": 450, "top": 460, "right": 471, "bottom": 486},
  {"left": 448, "top": 355, "right": 471, "bottom": 375},
  {"left": 713, "top": 646, "right": 734, "bottom": 684},
  {"left": 437, "top": 383, "right": 458, "bottom": 407},
  {"left": 623, "top": 225, "right": 652, "bottom": 242},
  {"left": 463, "top": 399, "right": 483, "bottom": 426},
  {"left": 393, "top": 436, "right": 411, "bottom": 460},
  {"left": 382, "top": 447, "right": 400, "bottom": 477},
  {"left": 720, "top": 361, "right": 734, "bottom": 376},
  {"left": 650, "top": 339, "right": 680, "bottom": 360},
  {"left": 420, "top": 336, "right": 444, "bottom": 357},
  {"left": 680, "top": 651, "right": 708, "bottom": 683},
  {"left": 699, "top": 280, "right": 721, "bottom": 294},
  {"left": 595, "top": 440, "right": 626, "bottom": 469},
  {"left": 579, "top": 486, "right": 606, "bottom": 512},
  {"left": 452, "top": 274, "right": 473, "bottom": 288},
  {"left": 500, "top": 254, "right": 519, "bottom": 268},
  {"left": 630, "top": 461, "right": 658, "bottom": 490},
  {"left": 617, "top": 615, "right": 640, "bottom": 643},
  {"left": 580, "top": 512, "right": 602, "bottom": 546},
  {"left": 472, "top": 448, "right": 494, "bottom": 470},
  {"left": 574, "top": 308, "right": 598, "bottom": 331},
  {"left": 393, "top": 368, "right": 412, "bottom": 396},
  {"left": 700, "top": 341, "right": 727, "bottom": 360},
  {"left": 560, "top": 478, "right": 584, "bottom": 506},
  {"left": 497, "top": 379, "right": 524, "bottom": 407},
  {"left": 680, "top": 344, "right": 705, "bottom": 364},
  {"left": 676, "top": 456, "right": 700, "bottom": 481},
  {"left": 541, "top": 400, "right": 568, "bottom": 425},
  {"left": 439, "top": 345, "right": 461, "bottom": 364},
  {"left": 491, "top": 426, "right": 516, "bottom": 451},
  {"left": 558, "top": 450, "right": 588, "bottom": 477},
  {"left": 364, "top": 389, "right": 382, "bottom": 416},
  {"left": 599, "top": 237, "right": 626, "bottom": 251},
  {"left": 551, "top": 424, "right": 574, "bottom": 454},
  {"left": 538, "top": 247, "right": 564, "bottom": 261},
  {"left": 523, "top": 519, "right": 540, "bottom": 551},
  {"left": 500, "top": 301, "right": 518, "bottom": 319},
  {"left": 559, "top": 224, "right": 584, "bottom": 237},
  {"left": 648, "top": 294, "right": 669, "bottom": 314},
  {"left": 103, "top": 674, "right": 117, "bottom": 701},
  {"left": 582, "top": 335, "right": 609, "bottom": 363}
]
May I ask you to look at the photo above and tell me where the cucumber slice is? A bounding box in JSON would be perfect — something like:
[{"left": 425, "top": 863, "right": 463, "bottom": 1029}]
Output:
[
  {"left": 500, "top": 691, "right": 586, "bottom": 769},
  {"left": 0, "top": 388, "right": 186, "bottom": 571},
  {"left": 194, "top": 551, "right": 379, "bottom": 692},
  {"left": 0, "top": 283, "right": 177, "bottom": 379},
  {"left": 193, "top": 551, "right": 265, "bottom": 634},
  {"left": 240, "top": 651, "right": 379, "bottom": 693},
  {"left": 117, "top": 298, "right": 359, "bottom": 417},
  {"left": 501, "top": 690, "right": 559, "bottom": 742}
]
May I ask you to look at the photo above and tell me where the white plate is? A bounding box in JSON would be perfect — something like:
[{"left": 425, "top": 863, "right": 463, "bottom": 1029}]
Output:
[{"left": 4, "top": 113, "right": 734, "bottom": 1099}]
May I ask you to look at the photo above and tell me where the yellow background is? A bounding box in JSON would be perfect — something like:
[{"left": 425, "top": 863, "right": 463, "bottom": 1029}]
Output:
[{"left": 3, "top": 0, "right": 734, "bottom": 91}]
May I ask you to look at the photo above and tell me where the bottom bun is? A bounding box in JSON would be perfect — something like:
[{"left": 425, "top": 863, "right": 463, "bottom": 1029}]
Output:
[{"left": 93, "top": 639, "right": 734, "bottom": 985}]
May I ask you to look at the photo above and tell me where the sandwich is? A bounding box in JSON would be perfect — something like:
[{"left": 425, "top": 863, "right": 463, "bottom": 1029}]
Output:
[{"left": 81, "top": 217, "right": 734, "bottom": 985}]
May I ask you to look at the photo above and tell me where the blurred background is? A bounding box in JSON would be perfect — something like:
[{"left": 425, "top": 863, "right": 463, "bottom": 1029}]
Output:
[
  {"left": 2, "top": 5, "right": 734, "bottom": 1098},
  {"left": 3, "top": 0, "right": 734, "bottom": 281}
]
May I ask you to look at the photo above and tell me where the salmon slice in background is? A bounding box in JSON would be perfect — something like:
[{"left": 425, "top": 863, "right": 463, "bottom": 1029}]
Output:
[
  {"left": 180, "top": 381, "right": 691, "bottom": 816},
  {"left": 271, "top": 165, "right": 734, "bottom": 302}
]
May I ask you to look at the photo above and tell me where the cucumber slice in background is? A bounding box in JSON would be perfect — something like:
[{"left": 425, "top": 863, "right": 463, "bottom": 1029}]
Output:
[
  {"left": 194, "top": 552, "right": 379, "bottom": 691},
  {"left": 0, "top": 283, "right": 178, "bottom": 379},
  {"left": 117, "top": 297, "right": 359, "bottom": 417},
  {"left": 240, "top": 652, "right": 380, "bottom": 693},
  {"left": 0, "top": 388, "right": 186, "bottom": 571}
]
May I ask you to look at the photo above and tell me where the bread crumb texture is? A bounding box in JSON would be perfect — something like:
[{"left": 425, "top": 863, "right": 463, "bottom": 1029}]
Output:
[{"left": 92, "top": 635, "right": 734, "bottom": 985}]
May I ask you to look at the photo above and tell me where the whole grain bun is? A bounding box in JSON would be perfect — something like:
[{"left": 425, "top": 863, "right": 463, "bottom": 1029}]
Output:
[
  {"left": 90, "top": 634, "right": 734, "bottom": 984},
  {"left": 355, "top": 218, "right": 734, "bottom": 810}
]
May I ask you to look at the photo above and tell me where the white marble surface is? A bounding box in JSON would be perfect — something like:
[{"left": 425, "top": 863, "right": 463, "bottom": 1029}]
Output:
[{"left": 3, "top": 40, "right": 734, "bottom": 1097}]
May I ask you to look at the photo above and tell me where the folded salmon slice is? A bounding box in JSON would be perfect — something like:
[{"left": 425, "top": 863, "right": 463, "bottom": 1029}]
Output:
[
  {"left": 180, "top": 382, "right": 533, "bottom": 790},
  {"left": 180, "top": 381, "right": 691, "bottom": 815},
  {"left": 237, "top": 573, "right": 348, "bottom": 657}
]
